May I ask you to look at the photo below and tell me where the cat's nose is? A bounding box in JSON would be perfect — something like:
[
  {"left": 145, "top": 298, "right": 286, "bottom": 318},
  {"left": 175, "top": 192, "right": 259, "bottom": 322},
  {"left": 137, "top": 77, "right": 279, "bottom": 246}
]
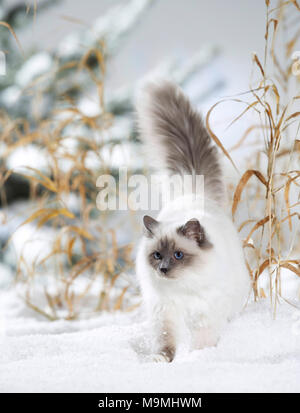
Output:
[{"left": 160, "top": 267, "right": 168, "bottom": 274}]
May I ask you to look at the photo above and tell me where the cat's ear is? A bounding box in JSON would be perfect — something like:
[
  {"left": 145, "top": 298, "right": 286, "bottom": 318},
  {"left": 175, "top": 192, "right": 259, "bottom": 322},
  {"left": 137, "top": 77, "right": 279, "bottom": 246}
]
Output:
[
  {"left": 178, "top": 219, "right": 212, "bottom": 248},
  {"left": 179, "top": 219, "right": 202, "bottom": 241},
  {"left": 143, "top": 215, "right": 159, "bottom": 236}
]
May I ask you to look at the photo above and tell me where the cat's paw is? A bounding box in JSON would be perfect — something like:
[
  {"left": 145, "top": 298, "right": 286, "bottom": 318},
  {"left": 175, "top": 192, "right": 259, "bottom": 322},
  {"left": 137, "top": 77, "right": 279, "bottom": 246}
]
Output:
[{"left": 148, "top": 353, "right": 171, "bottom": 363}]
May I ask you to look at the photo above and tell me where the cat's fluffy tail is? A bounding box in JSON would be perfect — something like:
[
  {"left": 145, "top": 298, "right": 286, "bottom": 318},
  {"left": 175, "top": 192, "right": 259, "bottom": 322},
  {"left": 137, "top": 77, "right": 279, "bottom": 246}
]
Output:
[{"left": 136, "top": 80, "right": 225, "bottom": 205}]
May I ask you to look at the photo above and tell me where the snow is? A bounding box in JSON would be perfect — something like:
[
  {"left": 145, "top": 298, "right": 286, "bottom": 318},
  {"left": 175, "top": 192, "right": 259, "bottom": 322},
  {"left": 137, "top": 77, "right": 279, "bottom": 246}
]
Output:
[
  {"left": 16, "top": 52, "right": 53, "bottom": 87},
  {"left": 1, "top": 86, "right": 21, "bottom": 107},
  {"left": 6, "top": 145, "right": 50, "bottom": 175},
  {"left": 0, "top": 290, "right": 299, "bottom": 393}
]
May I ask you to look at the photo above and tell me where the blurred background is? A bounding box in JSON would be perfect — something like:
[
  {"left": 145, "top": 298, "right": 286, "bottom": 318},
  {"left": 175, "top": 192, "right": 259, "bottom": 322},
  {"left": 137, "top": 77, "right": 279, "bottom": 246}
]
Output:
[
  {"left": 0, "top": 0, "right": 299, "bottom": 320},
  {"left": 17, "top": 0, "right": 266, "bottom": 91}
]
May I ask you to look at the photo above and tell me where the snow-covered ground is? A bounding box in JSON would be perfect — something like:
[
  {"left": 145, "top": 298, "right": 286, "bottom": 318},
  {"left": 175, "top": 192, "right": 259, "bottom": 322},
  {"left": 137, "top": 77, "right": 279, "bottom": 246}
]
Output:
[{"left": 0, "top": 290, "right": 299, "bottom": 393}]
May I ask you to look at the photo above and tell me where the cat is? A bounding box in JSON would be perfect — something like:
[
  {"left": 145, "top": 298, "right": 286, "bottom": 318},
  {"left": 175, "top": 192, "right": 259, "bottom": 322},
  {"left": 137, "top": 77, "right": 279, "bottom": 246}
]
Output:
[{"left": 135, "top": 80, "right": 251, "bottom": 362}]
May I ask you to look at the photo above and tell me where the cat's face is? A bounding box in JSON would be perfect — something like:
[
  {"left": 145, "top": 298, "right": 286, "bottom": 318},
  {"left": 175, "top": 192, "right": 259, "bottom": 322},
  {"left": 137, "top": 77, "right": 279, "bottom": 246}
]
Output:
[{"left": 143, "top": 215, "right": 212, "bottom": 280}]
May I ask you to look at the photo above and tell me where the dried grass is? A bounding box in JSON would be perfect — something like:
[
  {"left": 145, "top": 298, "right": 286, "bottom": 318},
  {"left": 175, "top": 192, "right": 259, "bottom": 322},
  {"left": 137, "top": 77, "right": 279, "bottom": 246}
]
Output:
[
  {"left": 0, "top": 36, "right": 136, "bottom": 320},
  {"left": 207, "top": 0, "right": 300, "bottom": 313}
]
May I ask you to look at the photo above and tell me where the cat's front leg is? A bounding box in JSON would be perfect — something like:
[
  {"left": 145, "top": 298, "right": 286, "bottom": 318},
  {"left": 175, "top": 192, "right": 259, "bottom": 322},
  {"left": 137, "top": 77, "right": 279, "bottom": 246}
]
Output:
[{"left": 150, "top": 312, "right": 177, "bottom": 362}]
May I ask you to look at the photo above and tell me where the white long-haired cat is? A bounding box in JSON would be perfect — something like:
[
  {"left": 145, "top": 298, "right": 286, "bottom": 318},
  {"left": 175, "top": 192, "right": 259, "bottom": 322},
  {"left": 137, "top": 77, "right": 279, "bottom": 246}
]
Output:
[{"left": 135, "top": 81, "right": 250, "bottom": 362}]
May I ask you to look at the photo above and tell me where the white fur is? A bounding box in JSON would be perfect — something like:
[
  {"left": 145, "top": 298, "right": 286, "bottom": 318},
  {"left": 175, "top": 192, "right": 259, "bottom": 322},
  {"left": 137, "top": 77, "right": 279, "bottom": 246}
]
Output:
[{"left": 136, "top": 195, "right": 251, "bottom": 358}]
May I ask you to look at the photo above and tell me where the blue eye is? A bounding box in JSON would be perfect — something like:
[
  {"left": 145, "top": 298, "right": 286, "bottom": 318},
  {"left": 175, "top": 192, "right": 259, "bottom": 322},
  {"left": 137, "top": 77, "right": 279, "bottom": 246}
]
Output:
[
  {"left": 174, "top": 251, "right": 184, "bottom": 260},
  {"left": 153, "top": 251, "right": 161, "bottom": 260}
]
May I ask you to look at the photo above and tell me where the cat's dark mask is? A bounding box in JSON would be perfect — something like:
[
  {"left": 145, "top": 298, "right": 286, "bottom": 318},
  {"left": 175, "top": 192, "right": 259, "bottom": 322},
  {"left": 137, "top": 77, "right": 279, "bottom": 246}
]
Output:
[{"left": 144, "top": 215, "right": 212, "bottom": 278}]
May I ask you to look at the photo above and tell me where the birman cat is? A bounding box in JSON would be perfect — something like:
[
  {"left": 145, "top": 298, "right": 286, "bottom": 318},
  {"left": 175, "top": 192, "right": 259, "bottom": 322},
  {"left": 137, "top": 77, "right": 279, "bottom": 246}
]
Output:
[{"left": 135, "top": 80, "right": 250, "bottom": 362}]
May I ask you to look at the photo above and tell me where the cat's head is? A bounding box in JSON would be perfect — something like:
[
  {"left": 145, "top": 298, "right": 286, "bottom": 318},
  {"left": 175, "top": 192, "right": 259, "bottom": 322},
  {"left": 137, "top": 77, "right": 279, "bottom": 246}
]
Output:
[{"left": 143, "top": 215, "right": 212, "bottom": 280}]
